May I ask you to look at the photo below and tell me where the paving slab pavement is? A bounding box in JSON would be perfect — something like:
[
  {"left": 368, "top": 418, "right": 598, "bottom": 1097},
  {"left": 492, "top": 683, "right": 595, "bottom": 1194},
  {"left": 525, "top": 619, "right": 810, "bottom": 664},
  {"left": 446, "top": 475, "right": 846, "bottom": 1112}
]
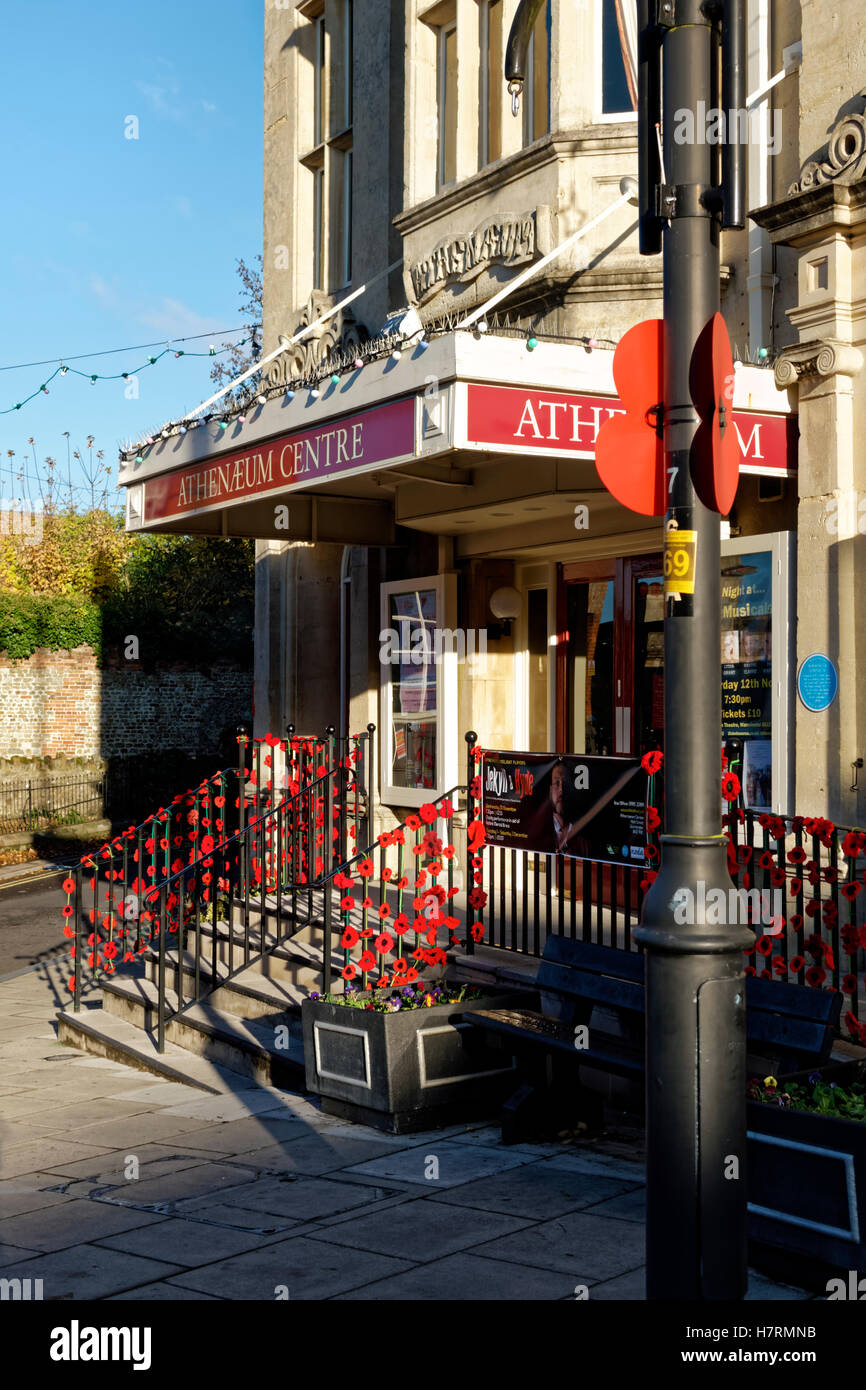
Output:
[{"left": 0, "top": 965, "right": 818, "bottom": 1301}]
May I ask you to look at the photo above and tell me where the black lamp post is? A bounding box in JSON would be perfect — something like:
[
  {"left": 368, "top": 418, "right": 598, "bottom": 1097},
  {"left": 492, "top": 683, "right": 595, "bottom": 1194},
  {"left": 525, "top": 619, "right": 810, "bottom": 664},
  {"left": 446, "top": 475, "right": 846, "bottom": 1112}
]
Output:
[{"left": 506, "top": 0, "right": 751, "bottom": 1300}]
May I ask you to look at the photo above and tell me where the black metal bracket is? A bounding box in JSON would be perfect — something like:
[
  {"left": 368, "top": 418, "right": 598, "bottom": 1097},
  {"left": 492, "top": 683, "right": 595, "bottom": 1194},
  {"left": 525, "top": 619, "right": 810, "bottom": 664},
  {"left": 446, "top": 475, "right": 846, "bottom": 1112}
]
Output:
[
  {"left": 655, "top": 183, "right": 723, "bottom": 220},
  {"left": 656, "top": 0, "right": 679, "bottom": 26}
]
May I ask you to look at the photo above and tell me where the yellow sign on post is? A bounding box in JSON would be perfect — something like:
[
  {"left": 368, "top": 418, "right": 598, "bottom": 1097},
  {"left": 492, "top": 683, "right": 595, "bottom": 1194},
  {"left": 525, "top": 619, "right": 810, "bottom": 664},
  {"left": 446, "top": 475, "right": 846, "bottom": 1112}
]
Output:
[{"left": 664, "top": 528, "right": 698, "bottom": 595}]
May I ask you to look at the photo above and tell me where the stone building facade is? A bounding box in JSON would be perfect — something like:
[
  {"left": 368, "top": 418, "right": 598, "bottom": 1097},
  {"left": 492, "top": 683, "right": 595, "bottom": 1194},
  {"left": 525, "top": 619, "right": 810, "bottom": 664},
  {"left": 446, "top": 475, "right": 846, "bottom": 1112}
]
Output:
[{"left": 118, "top": 0, "right": 865, "bottom": 828}]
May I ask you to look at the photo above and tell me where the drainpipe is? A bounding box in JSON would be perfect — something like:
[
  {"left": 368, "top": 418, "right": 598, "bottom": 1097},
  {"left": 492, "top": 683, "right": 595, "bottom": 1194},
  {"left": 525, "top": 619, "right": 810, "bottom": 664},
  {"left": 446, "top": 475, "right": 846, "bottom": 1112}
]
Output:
[
  {"left": 339, "top": 545, "right": 351, "bottom": 741},
  {"left": 747, "top": 0, "right": 775, "bottom": 353}
]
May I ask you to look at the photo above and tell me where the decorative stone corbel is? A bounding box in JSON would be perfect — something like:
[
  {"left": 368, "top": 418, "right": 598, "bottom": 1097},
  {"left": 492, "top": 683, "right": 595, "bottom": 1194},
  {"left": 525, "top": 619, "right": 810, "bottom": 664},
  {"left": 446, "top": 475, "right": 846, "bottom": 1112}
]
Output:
[
  {"left": 789, "top": 94, "right": 866, "bottom": 196},
  {"left": 774, "top": 339, "right": 863, "bottom": 389},
  {"left": 266, "top": 291, "right": 368, "bottom": 387}
]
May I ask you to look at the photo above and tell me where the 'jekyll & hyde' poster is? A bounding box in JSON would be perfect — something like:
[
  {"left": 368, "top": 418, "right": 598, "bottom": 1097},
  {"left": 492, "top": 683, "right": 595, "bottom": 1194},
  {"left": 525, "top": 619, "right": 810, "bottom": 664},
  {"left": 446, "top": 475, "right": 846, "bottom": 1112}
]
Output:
[{"left": 480, "top": 752, "right": 651, "bottom": 867}]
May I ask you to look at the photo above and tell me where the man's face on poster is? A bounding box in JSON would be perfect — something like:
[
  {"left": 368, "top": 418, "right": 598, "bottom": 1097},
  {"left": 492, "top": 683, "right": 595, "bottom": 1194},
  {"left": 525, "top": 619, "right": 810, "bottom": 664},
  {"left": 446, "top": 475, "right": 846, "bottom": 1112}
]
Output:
[{"left": 550, "top": 764, "right": 566, "bottom": 817}]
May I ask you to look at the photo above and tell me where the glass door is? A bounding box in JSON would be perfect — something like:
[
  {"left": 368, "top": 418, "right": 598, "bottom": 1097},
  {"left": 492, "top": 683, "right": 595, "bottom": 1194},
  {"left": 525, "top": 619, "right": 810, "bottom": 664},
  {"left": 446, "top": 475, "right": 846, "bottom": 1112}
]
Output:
[{"left": 630, "top": 561, "right": 665, "bottom": 757}]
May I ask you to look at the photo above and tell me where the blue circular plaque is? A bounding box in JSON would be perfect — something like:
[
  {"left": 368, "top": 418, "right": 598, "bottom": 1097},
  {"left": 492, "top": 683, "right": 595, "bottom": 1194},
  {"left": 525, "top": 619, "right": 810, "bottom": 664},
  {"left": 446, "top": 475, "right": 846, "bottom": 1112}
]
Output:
[{"left": 797, "top": 654, "right": 838, "bottom": 712}]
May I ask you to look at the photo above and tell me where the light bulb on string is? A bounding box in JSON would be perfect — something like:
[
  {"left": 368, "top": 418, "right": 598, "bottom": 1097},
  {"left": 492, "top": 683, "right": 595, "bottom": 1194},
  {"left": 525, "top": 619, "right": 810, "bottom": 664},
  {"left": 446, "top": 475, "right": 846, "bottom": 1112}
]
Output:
[
  {"left": 353, "top": 358, "right": 363, "bottom": 371},
  {"left": 330, "top": 373, "right": 340, "bottom": 385},
  {"left": 285, "top": 389, "right": 295, "bottom": 402},
  {"left": 526, "top": 336, "right": 538, "bottom": 352},
  {"left": 256, "top": 394, "right": 267, "bottom": 405}
]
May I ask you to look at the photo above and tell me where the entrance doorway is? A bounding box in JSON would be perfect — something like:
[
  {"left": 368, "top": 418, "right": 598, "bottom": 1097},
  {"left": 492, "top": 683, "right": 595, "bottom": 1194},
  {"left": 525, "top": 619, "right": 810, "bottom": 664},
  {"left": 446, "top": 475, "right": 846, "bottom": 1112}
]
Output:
[{"left": 556, "top": 554, "right": 664, "bottom": 758}]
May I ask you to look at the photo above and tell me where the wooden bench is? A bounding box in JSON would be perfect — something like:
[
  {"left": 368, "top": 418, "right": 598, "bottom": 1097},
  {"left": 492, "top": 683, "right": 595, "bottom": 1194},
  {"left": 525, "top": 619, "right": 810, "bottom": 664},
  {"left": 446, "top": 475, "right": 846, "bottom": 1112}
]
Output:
[{"left": 464, "top": 936, "right": 843, "bottom": 1143}]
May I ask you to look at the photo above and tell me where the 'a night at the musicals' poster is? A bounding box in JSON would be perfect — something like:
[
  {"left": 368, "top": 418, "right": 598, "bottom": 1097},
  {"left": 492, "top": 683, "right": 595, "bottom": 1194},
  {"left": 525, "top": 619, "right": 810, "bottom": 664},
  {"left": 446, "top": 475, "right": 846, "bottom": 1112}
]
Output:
[{"left": 480, "top": 751, "right": 652, "bottom": 867}]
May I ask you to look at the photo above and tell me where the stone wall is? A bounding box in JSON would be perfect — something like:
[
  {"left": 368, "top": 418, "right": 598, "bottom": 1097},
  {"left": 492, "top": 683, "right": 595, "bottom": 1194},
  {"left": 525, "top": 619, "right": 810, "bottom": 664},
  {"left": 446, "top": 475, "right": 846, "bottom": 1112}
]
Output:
[{"left": 0, "top": 645, "right": 252, "bottom": 762}]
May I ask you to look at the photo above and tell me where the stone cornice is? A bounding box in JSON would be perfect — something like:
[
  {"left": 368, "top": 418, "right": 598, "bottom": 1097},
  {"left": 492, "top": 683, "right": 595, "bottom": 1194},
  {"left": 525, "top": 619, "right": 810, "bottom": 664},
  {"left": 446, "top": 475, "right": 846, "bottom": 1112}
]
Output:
[
  {"left": 750, "top": 178, "right": 866, "bottom": 240},
  {"left": 773, "top": 338, "right": 864, "bottom": 389},
  {"left": 394, "top": 124, "right": 638, "bottom": 236}
]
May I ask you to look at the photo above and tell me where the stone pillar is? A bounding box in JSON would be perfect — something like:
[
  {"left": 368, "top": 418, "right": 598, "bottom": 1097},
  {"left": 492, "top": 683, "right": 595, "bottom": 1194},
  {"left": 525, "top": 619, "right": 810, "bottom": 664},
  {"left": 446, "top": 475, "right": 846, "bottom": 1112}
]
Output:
[
  {"left": 775, "top": 342, "right": 864, "bottom": 824},
  {"left": 253, "top": 540, "right": 286, "bottom": 740}
]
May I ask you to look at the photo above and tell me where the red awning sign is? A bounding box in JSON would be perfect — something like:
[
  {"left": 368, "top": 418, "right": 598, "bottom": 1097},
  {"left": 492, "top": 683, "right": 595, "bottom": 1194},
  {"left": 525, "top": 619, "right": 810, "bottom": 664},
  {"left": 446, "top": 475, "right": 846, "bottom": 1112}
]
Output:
[{"left": 141, "top": 396, "right": 416, "bottom": 525}]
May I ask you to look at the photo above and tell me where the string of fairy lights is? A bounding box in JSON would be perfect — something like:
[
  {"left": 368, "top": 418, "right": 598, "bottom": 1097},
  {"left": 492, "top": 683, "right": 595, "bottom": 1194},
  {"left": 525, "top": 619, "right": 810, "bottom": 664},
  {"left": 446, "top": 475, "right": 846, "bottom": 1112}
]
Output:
[
  {"left": 0, "top": 332, "right": 252, "bottom": 418},
  {"left": 118, "top": 306, "right": 777, "bottom": 467},
  {"left": 0, "top": 301, "right": 777, "bottom": 473},
  {"left": 120, "top": 316, "right": 619, "bottom": 463}
]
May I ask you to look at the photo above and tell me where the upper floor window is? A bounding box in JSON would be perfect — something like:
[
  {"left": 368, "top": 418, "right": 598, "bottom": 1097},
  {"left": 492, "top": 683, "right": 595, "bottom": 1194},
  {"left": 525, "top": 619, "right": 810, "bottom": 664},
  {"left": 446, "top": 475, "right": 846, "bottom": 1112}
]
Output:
[
  {"left": 601, "top": 0, "right": 637, "bottom": 115},
  {"left": 523, "top": 0, "right": 550, "bottom": 145},
  {"left": 438, "top": 18, "right": 458, "bottom": 186},
  {"left": 301, "top": 2, "right": 353, "bottom": 292},
  {"left": 313, "top": 13, "right": 326, "bottom": 145},
  {"left": 479, "top": 0, "right": 503, "bottom": 167}
]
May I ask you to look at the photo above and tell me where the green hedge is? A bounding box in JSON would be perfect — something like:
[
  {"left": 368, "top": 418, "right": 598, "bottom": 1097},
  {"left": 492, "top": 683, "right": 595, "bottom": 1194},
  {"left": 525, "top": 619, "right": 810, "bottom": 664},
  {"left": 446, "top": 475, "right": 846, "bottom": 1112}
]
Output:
[{"left": 0, "top": 593, "right": 102, "bottom": 662}]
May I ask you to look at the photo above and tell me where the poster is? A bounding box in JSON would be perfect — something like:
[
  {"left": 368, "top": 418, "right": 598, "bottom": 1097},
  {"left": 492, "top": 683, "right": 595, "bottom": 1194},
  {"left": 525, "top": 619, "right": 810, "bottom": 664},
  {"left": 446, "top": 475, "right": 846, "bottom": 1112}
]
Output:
[
  {"left": 481, "top": 751, "right": 651, "bottom": 867},
  {"left": 720, "top": 551, "right": 773, "bottom": 740}
]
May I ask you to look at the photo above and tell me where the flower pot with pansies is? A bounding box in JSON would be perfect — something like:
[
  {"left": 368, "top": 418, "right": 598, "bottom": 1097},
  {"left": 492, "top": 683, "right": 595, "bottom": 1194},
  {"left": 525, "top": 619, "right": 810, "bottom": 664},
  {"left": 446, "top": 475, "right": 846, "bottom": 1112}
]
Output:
[
  {"left": 746, "top": 1062, "right": 866, "bottom": 1289},
  {"left": 302, "top": 980, "right": 521, "bottom": 1133}
]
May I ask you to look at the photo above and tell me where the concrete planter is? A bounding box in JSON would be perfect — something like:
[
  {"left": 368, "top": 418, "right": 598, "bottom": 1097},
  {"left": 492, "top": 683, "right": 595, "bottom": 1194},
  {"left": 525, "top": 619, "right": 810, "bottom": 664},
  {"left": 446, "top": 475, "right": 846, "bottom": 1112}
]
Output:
[
  {"left": 302, "top": 992, "right": 519, "bottom": 1133},
  {"left": 748, "top": 1060, "right": 866, "bottom": 1289}
]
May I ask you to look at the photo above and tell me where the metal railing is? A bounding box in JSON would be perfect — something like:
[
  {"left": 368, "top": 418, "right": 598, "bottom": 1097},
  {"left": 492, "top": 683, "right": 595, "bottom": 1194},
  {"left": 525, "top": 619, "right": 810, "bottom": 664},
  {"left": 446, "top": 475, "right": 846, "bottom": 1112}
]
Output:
[
  {"left": 0, "top": 774, "right": 106, "bottom": 834},
  {"left": 466, "top": 736, "right": 866, "bottom": 1043},
  {"left": 65, "top": 726, "right": 376, "bottom": 1043}
]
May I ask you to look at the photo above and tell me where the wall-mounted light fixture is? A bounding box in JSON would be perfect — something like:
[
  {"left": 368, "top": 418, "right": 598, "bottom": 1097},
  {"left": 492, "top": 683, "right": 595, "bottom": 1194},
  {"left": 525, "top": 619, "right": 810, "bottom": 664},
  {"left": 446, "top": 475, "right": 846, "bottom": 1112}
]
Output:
[{"left": 487, "top": 585, "right": 521, "bottom": 639}]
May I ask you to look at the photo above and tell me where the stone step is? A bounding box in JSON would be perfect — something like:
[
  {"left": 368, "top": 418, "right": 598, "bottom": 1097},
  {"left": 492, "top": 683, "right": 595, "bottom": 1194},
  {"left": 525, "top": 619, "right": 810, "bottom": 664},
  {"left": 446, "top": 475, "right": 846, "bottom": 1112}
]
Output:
[
  {"left": 55, "top": 1006, "right": 247, "bottom": 1093},
  {"left": 139, "top": 921, "right": 342, "bottom": 993},
  {"left": 141, "top": 952, "right": 323, "bottom": 1017},
  {"left": 97, "top": 974, "right": 306, "bottom": 1089}
]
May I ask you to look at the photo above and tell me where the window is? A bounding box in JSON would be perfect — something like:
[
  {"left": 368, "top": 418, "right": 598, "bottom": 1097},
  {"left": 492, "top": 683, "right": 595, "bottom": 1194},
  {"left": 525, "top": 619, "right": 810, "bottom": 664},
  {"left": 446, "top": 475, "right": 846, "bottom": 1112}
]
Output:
[
  {"left": 523, "top": 0, "right": 550, "bottom": 145},
  {"left": 313, "top": 166, "right": 325, "bottom": 289},
  {"left": 334, "top": 147, "right": 352, "bottom": 288},
  {"left": 343, "top": 0, "right": 353, "bottom": 128},
  {"left": 314, "top": 13, "right": 326, "bottom": 145},
  {"left": 479, "top": 0, "right": 503, "bottom": 168},
  {"left": 438, "top": 19, "right": 458, "bottom": 187},
  {"left": 380, "top": 576, "right": 458, "bottom": 805},
  {"left": 601, "top": 0, "right": 637, "bottom": 116},
  {"left": 302, "top": 3, "right": 353, "bottom": 293}
]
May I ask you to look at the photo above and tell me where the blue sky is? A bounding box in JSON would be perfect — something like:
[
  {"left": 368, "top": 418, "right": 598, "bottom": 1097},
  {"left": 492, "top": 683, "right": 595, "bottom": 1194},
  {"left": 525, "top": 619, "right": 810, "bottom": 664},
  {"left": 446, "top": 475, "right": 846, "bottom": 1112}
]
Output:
[{"left": 0, "top": 0, "right": 263, "bottom": 509}]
